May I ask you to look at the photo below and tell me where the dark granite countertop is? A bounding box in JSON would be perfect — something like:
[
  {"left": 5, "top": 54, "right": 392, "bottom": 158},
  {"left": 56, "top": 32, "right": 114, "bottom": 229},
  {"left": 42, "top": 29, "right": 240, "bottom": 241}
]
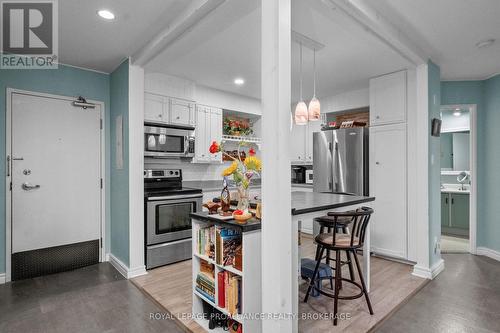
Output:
[
  {"left": 291, "top": 192, "right": 375, "bottom": 215},
  {"left": 198, "top": 192, "right": 374, "bottom": 229},
  {"left": 190, "top": 212, "right": 262, "bottom": 232}
]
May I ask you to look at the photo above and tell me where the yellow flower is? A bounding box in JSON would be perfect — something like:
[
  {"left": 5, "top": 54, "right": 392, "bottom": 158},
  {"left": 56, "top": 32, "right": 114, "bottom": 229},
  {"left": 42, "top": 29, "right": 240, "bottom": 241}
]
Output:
[
  {"left": 222, "top": 161, "right": 238, "bottom": 176},
  {"left": 244, "top": 156, "right": 262, "bottom": 171}
]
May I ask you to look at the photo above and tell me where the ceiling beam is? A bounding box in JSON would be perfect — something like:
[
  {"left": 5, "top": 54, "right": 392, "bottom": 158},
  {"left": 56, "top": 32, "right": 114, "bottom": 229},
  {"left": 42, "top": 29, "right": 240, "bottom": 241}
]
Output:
[
  {"left": 132, "top": 0, "right": 226, "bottom": 67},
  {"left": 323, "top": 0, "right": 428, "bottom": 66}
]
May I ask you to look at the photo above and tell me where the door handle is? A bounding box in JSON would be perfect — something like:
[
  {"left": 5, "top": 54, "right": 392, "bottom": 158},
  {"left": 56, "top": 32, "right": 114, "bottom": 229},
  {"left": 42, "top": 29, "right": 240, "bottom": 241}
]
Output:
[
  {"left": 22, "top": 182, "right": 41, "bottom": 191},
  {"left": 12, "top": 156, "right": 24, "bottom": 161}
]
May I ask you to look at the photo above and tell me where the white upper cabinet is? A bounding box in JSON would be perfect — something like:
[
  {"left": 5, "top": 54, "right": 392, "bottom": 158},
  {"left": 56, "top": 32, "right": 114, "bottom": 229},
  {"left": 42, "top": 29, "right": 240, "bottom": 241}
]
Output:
[
  {"left": 209, "top": 108, "right": 222, "bottom": 162},
  {"left": 369, "top": 70, "right": 407, "bottom": 126},
  {"left": 290, "top": 121, "right": 322, "bottom": 164},
  {"left": 290, "top": 123, "right": 306, "bottom": 163},
  {"left": 144, "top": 93, "right": 195, "bottom": 126},
  {"left": 144, "top": 93, "right": 167, "bottom": 123},
  {"left": 193, "top": 105, "right": 222, "bottom": 164},
  {"left": 305, "top": 120, "right": 322, "bottom": 163},
  {"left": 170, "top": 97, "right": 195, "bottom": 127}
]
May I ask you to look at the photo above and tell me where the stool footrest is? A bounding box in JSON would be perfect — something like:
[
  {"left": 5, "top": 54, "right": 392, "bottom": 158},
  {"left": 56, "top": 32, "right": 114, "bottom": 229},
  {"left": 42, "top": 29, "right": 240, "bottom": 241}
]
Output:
[{"left": 311, "top": 277, "right": 364, "bottom": 300}]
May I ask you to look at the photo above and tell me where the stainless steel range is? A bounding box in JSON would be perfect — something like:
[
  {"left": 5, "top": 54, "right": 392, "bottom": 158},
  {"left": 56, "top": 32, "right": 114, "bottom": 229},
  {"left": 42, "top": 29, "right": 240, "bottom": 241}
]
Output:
[{"left": 144, "top": 169, "right": 202, "bottom": 269}]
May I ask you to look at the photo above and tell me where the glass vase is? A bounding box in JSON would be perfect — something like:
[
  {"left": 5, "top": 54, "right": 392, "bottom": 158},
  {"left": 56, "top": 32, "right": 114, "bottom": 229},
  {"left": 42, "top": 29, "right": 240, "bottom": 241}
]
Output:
[{"left": 236, "top": 186, "right": 250, "bottom": 212}]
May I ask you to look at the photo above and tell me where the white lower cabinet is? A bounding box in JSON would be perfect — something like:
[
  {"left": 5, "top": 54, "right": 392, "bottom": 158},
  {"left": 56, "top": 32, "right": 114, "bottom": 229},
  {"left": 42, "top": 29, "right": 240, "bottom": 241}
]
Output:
[{"left": 369, "top": 123, "right": 407, "bottom": 259}]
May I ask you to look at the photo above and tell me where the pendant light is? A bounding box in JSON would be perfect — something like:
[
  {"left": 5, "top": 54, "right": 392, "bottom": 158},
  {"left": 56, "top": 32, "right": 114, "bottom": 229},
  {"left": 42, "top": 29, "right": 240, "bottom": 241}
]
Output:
[
  {"left": 294, "top": 43, "right": 308, "bottom": 125},
  {"left": 308, "top": 48, "right": 320, "bottom": 121}
]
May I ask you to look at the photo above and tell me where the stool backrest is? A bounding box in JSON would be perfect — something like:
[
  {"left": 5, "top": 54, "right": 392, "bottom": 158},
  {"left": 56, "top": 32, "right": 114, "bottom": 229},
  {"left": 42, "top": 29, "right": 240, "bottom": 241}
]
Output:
[{"left": 327, "top": 207, "right": 373, "bottom": 248}]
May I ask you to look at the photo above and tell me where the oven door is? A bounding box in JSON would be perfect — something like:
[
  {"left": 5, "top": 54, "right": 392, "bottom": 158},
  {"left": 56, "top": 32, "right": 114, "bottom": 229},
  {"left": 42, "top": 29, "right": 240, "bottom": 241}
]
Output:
[{"left": 146, "top": 193, "right": 202, "bottom": 245}]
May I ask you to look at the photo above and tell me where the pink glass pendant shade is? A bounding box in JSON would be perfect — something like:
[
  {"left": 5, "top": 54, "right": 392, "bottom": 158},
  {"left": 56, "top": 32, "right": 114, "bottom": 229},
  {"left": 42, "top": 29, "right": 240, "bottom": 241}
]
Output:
[{"left": 295, "top": 101, "right": 308, "bottom": 125}]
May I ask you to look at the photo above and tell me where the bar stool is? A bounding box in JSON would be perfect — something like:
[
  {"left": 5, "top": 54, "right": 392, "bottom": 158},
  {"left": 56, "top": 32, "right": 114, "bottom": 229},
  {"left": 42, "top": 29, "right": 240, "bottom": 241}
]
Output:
[
  {"left": 304, "top": 207, "right": 374, "bottom": 326},
  {"left": 314, "top": 214, "right": 356, "bottom": 285}
]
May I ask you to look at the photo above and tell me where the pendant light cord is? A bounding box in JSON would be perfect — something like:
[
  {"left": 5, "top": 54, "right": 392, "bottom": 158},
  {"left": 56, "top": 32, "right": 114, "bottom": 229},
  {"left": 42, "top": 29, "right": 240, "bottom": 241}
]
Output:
[
  {"left": 299, "top": 43, "right": 303, "bottom": 100},
  {"left": 313, "top": 49, "right": 316, "bottom": 98}
]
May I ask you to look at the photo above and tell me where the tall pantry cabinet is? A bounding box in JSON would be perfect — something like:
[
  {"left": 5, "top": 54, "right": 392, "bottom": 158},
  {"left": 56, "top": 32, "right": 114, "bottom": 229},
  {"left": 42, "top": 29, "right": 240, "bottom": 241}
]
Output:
[{"left": 369, "top": 70, "right": 408, "bottom": 260}]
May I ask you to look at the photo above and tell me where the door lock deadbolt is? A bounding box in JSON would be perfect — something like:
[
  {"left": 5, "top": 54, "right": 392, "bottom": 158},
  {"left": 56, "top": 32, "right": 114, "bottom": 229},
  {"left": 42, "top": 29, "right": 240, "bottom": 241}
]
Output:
[{"left": 23, "top": 169, "right": 31, "bottom": 175}]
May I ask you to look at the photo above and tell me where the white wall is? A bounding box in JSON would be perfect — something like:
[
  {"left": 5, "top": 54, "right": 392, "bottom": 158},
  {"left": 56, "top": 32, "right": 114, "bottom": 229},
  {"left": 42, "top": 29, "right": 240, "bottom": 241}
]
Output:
[
  {"left": 145, "top": 72, "right": 262, "bottom": 115},
  {"left": 321, "top": 87, "right": 369, "bottom": 113},
  {"left": 195, "top": 85, "right": 261, "bottom": 115}
]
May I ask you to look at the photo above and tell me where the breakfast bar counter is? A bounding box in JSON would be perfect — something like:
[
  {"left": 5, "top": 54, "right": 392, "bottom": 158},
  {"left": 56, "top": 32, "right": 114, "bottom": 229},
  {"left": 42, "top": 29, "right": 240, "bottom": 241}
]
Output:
[{"left": 192, "top": 192, "right": 375, "bottom": 333}]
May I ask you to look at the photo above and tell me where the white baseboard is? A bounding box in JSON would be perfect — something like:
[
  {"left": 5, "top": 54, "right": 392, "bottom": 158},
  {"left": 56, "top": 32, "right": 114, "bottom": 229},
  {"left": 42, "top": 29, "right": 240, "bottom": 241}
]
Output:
[
  {"left": 108, "top": 253, "right": 147, "bottom": 279},
  {"left": 476, "top": 247, "right": 500, "bottom": 262},
  {"left": 0, "top": 273, "right": 5, "bottom": 284},
  {"left": 412, "top": 258, "right": 445, "bottom": 279}
]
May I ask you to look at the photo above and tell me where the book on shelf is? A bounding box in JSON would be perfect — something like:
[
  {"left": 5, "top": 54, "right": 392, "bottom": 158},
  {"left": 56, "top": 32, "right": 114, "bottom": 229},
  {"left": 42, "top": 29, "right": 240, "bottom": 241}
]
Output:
[
  {"left": 218, "top": 270, "right": 242, "bottom": 316},
  {"left": 196, "top": 260, "right": 215, "bottom": 303},
  {"left": 215, "top": 227, "right": 243, "bottom": 271},
  {"left": 195, "top": 225, "right": 216, "bottom": 260}
]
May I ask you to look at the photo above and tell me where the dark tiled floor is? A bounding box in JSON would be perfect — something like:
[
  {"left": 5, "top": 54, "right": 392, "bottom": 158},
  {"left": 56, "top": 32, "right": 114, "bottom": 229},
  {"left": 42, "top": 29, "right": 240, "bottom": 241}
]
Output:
[
  {"left": 376, "top": 254, "right": 500, "bottom": 333},
  {"left": 0, "top": 263, "right": 183, "bottom": 333}
]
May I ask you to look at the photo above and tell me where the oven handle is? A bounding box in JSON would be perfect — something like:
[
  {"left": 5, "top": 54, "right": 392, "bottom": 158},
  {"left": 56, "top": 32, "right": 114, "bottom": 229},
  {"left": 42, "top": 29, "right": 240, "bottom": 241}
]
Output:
[{"left": 147, "top": 193, "right": 203, "bottom": 201}]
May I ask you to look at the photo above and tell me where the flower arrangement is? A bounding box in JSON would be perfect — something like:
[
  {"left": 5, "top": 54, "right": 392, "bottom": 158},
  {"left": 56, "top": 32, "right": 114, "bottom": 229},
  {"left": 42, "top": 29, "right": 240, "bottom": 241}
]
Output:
[
  {"left": 223, "top": 117, "right": 253, "bottom": 136},
  {"left": 209, "top": 141, "right": 261, "bottom": 212}
]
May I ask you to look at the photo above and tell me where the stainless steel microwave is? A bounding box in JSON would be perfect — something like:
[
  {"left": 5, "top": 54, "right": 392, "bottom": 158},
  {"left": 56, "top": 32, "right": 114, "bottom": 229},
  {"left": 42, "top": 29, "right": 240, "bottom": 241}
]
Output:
[{"left": 144, "top": 125, "right": 195, "bottom": 158}]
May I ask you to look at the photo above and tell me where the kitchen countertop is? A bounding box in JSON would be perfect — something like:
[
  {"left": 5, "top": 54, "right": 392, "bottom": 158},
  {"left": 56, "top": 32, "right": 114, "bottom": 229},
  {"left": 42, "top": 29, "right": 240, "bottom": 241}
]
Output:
[
  {"left": 195, "top": 192, "right": 374, "bottom": 227},
  {"left": 190, "top": 212, "right": 262, "bottom": 232},
  {"left": 184, "top": 180, "right": 312, "bottom": 191},
  {"left": 291, "top": 192, "right": 375, "bottom": 215}
]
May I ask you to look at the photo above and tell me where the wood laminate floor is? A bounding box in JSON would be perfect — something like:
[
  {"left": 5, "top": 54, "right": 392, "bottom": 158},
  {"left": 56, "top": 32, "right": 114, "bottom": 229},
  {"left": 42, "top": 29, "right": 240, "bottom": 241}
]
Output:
[
  {"left": 133, "top": 234, "right": 428, "bottom": 332},
  {"left": 0, "top": 263, "right": 183, "bottom": 333},
  {"left": 376, "top": 254, "right": 500, "bottom": 333}
]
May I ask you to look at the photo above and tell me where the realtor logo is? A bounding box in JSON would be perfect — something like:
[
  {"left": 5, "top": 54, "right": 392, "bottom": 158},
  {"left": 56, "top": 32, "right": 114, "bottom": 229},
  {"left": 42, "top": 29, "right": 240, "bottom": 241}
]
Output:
[{"left": 1, "top": 0, "right": 58, "bottom": 69}]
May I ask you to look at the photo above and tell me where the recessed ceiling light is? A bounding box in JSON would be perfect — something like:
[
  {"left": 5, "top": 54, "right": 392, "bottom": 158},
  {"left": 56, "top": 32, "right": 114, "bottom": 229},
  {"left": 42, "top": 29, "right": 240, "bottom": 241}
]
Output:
[
  {"left": 475, "top": 39, "right": 495, "bottom": 49},
  {"left": 97, "top": 9, "right": 115, "bottom": 20},
  {"left": 234, "top": 78, "right": 245, "bottom": 86}
]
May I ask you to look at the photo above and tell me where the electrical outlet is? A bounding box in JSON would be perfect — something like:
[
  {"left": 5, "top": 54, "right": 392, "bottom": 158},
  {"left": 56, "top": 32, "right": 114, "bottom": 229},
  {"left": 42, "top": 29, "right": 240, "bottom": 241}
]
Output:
[{"left": 434, "top": 236, "right": 441, "bottom": 254}]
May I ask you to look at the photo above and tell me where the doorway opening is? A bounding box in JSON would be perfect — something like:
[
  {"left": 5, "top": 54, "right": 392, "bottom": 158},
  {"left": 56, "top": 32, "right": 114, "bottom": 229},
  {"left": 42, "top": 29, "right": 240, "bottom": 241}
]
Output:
[{"left": 440, "top": 104, "right": 476, "bottom": 253}]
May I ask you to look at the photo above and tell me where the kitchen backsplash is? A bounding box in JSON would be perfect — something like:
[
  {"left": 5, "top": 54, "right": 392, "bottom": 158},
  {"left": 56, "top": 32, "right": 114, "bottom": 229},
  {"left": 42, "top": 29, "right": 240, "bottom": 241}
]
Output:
[{"left": 145, "top": 158, "right": 228, "bottom": 181}]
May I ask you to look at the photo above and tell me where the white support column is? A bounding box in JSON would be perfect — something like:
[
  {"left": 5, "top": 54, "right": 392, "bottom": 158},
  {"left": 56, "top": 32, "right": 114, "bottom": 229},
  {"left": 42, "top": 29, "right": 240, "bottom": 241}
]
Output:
[
  {"left": 412, "top": 63, "right": 431, "bottom": 278},
  {"left": 261, "top": 0, "right": 293, "bottom": 332},
  {"left": 128, "top": 60, "right": 146, "bottom": 277}
]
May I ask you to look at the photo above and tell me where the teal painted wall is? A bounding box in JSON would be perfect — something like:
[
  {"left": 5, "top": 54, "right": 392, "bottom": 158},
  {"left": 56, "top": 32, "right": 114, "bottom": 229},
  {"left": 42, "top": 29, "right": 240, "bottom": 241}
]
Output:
[
  {"left": 441, "top": 76, "right": 500, "bottom": 252},
  {"left": 109, "top": 60, "right": 130, "bottom": 265},
  {"left": 481, "top": 75, "right": 500, "bottom": 252},
  {"left": 0, "top": 65, "right": 111, "bottom": 274},
  {"left": 428, "top": 61, "right": 441, "bottom": 266}
]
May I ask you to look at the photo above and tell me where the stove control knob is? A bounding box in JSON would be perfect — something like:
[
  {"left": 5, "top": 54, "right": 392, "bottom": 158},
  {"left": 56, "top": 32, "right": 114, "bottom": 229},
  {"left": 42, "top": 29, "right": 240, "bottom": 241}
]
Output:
[
  {"left": 169, "top": 171, "right": 174, "bottom": 175},
  {"left": 175, "top": 171, "right": 179, "bottom": 175}
]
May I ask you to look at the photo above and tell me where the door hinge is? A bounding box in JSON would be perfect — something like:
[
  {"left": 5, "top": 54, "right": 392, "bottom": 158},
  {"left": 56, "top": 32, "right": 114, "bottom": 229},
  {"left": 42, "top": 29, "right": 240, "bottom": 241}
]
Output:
[
  {"left": 100, "top": 178, "right": 103, "bottom": 189},
  {"left": 9, "top": 182, "right": 12, "bottom": 191},
  {"left": 100, "top": 119, "right": 103, "bottom": 129},
  {"left": 100, "top": 237, "right": 103, "bottom": 248}
]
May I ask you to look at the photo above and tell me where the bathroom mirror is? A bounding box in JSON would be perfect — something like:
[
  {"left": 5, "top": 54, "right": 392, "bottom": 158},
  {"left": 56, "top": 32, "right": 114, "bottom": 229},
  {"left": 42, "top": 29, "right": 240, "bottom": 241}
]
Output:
[{"left": 440, "top": 106, "right": 470, "bottom": 174}]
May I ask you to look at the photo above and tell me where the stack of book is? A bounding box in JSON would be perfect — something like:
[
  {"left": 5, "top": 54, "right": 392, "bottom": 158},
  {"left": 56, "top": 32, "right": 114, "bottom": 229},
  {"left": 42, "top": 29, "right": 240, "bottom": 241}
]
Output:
[
  {"left": 215, "top": 227, "right": 242, "bottom": 270},
  {"left": 217, "top": 271, "right": 242, "bottom": 316},
  {"left": 196, "top": 260, "right": 215, "bottom": 303},
  {"left": 196, "top": 225, "right": 216, "bottom": 259}
]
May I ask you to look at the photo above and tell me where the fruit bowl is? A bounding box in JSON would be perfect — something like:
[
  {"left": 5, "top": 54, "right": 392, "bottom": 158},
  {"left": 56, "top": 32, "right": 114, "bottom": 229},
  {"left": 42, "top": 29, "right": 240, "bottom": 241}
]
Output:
[{"left": 232, "top": 210, "right": 252, "bottom": 223}]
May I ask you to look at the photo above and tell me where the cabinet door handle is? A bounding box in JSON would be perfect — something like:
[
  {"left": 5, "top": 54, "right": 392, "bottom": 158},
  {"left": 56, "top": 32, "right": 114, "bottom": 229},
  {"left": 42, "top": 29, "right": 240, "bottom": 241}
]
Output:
[
  {"left": 445, "top": 197, "right": 448, "bottom": 204},
  {"left": 375, "top": 161, "right": 380, "bottom": 165},
  {"left": 451, "top": 198, "right": 454, "bottom": 205},
  {"left": 376, "top": 115, "right": 380, "bottom": 119},
  {"left": 6, "top": 155, "right": 10, "bottom": 177}
]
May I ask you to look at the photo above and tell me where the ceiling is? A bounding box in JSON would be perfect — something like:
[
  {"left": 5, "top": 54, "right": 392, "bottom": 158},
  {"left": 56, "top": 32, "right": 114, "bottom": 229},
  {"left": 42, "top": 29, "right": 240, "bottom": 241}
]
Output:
[
  {"left": 145, "top": 0, "right": 412, "bottom": 100},
  {"left": 58, "top": 0, "right": 190, "bottom": 73},
  {"left": 372, "top": 0, "right": 500, "bottom": 80}
]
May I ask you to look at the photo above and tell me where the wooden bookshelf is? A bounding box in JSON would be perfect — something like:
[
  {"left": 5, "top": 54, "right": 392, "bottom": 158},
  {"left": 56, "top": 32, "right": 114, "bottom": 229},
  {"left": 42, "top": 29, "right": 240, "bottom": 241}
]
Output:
[{"left": 192, "top": 217, "right": 262, "bottom": 332}]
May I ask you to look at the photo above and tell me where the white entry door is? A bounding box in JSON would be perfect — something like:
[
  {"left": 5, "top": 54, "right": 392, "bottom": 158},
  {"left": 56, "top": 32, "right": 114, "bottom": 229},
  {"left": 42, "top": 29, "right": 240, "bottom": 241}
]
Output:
[{"left": 10, "top": 92, "right": 102, "bottom": 256}]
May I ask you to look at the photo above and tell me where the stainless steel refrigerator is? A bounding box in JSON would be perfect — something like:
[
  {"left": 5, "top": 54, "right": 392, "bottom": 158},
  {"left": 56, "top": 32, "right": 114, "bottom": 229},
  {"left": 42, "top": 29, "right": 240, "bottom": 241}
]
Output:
[{"left": 313, "top": 127, "right": 369, "bottom": 196}]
